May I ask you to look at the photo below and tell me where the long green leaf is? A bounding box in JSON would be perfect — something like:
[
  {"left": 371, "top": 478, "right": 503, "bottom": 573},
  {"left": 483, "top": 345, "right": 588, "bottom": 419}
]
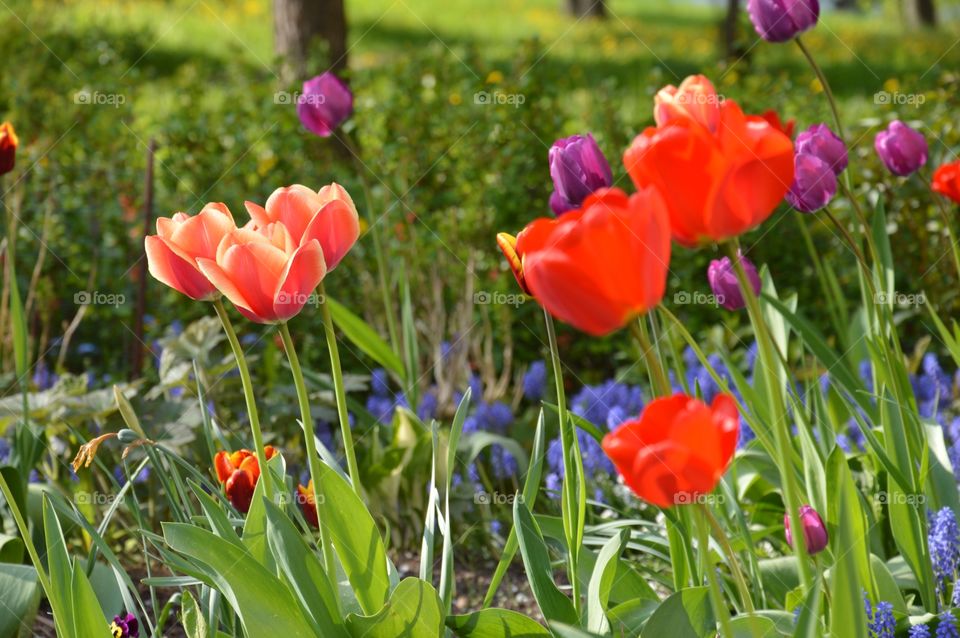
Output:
[
  {"left": 512, "top": 499, "right": 578, "bottom": 625},
  {"left": 327, "top": 298, "right": 405, "bottom": 380}
]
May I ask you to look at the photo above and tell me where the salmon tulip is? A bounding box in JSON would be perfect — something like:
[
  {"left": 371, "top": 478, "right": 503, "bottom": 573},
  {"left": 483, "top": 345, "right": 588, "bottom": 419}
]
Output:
[
  {"left": 602, "top": 393, "right": 739, "bottom": 508},
  {"left": 497, "top": 186, "right": 671, "bottom": 336},
  {"left": 244, "top": 183, "right": 359, "bottom": 271},
  {"left": 933, "top": 160, "right": 960, "bottom": 204},
  {"left": 145, "top": 203, "right": 237, "bottom": 301},
  {"left": 214, "top": 446, "right": 277, "bottom": 513},
  {"left": 297, "top": 480, "right": 319, "bottom": 528},
  {"left": 624, "top": 76, "right": 794, "bottom": 247},
  {"left": 196, "top": 223, "right": 327, "bottom": 324},
  {"left": 0, "top": 122, "right": 18, "bottom": 176}
]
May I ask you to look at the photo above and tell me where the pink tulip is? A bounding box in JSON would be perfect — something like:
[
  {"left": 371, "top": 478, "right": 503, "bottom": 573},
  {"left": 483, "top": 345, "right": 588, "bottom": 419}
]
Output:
[
  {"left": 145, "top": 203, "right": 237, "bottom": 300},
  {"left": 196, "top": 223, "right": 327, "bottom": 324},
  {"left": 244, "top": 183, "right": 359, "bottom": 271}
]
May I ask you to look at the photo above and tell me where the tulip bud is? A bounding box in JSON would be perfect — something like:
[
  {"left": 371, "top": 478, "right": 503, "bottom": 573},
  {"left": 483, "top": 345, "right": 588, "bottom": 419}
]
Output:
[
  {"left": 785, "top": 504, "right": 829, "bottom": 555},
  {"left": 786, "top": 152, "right": 837, "bottom": 213},
  {"left": 795, "top": 123, "right": 847, "bottom": 176},
  {"left": 747, "top": 0, "right": 820, "bottom": 43},
  {"left": 548, "top": 134, "right": 613, "bottom": 215},
  {"left": 875, "top": 120, "right": 928, "bottom": 177},
  {"left": 297, "top": 72, "right": 354, "bottom": 137},
  {"left": 707, "top": 253, "right": 761, "bottom": 311},
  {"left": 0, "top": 122, "right": 19, "bottom": 176}
]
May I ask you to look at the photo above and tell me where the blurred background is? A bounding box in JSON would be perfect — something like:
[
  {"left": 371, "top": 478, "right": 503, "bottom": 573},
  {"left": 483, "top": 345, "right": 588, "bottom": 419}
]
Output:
[{"left": 1, "top": 0, "right": 959, "bottom": 403}]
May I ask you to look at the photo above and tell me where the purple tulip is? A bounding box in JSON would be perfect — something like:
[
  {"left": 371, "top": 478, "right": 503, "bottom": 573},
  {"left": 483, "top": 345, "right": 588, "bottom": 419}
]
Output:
[
  {"left": 796, "top": 123, "right": 847, "bottom": 176},
  {"left": 297, "top": 72, "right": 354, "bottom": 137},
  {"left": 707, "top": 253, "right": 761, "bottom": 311},
  {"left": 785, "top": 504, "right": 829, "bottom": 555},
  {"left": 786, "top": 152, "right": 837, "bottom": 213},
  {"left": 548, "top": 134, "right": 613, "bottom": 215},
  {"left": 874, "top": 120, "right": 928, "bottom": 177},
  {"left": 747, "top": 0, "right": 820, "bottom": 43}
]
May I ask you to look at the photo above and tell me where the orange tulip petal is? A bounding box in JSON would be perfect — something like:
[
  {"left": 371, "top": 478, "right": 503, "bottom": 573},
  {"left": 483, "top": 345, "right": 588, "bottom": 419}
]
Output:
[
  {"left": 300, "top": 199, "right": 359, "bottom": 270},
  {"left": 264, "top": 184, "right": 324, "bottom": 244},
  {"left": 273, "top": 240, "right": 327, "bottom": 321},
  {"left": 145, "top": 236, "right": 218, "bottom": 301}
]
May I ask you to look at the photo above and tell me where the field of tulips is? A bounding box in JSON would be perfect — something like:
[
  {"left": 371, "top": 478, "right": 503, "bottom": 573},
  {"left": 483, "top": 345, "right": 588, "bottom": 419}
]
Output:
[{"left": 4, "top": 0, "right": 960, "bottom": 636}]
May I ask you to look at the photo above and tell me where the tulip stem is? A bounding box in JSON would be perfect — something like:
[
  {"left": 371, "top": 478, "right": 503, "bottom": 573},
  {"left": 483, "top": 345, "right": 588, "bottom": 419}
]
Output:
[
  {"left": 544, "top": 308, "right": 585, "bottom": 614},
  {"left": 631, "top": 315, "right": 672, "bottom": 397},
  {"left": 213, "top": 299, "right": 272, "bottom": 500},
  {"left": 701, "top": 503, "right": 754, "bottom": 613},
  {"left": 726, "top": 241, "right": 813, "bottom": 592},
  {"left": 318, "top": 283, "right": 362, "bottom": 494},
  {"left": 795, "top": 37, "right": 845, "bottom": 143},
  {"left": 278, "top": 321, "right": 339, "bottom": 584},
  {"left": 695, "top": 504, "right": 735, "bottom": 637}
]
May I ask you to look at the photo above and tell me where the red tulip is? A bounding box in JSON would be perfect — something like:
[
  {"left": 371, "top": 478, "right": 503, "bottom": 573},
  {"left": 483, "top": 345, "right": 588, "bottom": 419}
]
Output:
[
  {"left": 602, "top": 394, "right": 739, "bottom": 508},
  {"left": 497, "top": 186, "right": 671, "bottom": 336},
  {"left": 624, "top": 76, "right": 794, "bottom": 247},
  {"left": 196, "top": 222, "right": 326, "bottom": 324},
  {"left": 144, "top": 203, "right": 237, "bottom": 300},
  {"left": 933, "top": 160, "right": 960, "bottom": 204},
  {"left": 244, "top": 183, "right": 359, "bottom": 271},
  {"left": 214, "top": 446, "right": 277, "bottom": 513},
  {"left": 0, "top": 122, "right": 18, "bottom": 176},
  {"left": 297, "top": 480, "right": 319, "bottom": 528}
]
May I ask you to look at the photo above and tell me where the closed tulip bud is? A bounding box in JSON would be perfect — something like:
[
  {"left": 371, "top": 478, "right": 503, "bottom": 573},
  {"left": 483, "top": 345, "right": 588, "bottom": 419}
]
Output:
[
  {"left": 785, "top": 504, "right": 829, "bottom": 555},
  {"left": 747, "top": 0, "right": 820, "bottom": 43},
  {"left": 297, "top": 480, "right": 319, "bottom": 528},
  {"left": 795, "top": 123, "right": 847, "bottom": 176},
  {"left": 933, "top": 160, "right": 960, "bottom": 204},
  {"left": 875, "top": 120, "right": 928, "bottom": 177},
  {"left": 0, "top": 122, "right": 18, "bottom": 176},
  {"left": 786, "top": 152, "right": 837, "bottom": 213},
  {"left": 297, "top": 72, "right": 354, "bottom": 137},
  {"left": 707, "top": 253, "right": 761, "bottom": 311},
  {"left": 548, "top": 134, "right": 613, "bottom": 215},
  {"left": 213, "top": 447, "right": 277, "bottom": 514}
]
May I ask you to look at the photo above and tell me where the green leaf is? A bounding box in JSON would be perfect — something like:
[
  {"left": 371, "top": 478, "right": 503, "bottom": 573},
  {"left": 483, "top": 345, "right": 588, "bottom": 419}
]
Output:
[
  {"left": 828, "top": 462, "right": 869, "bottom": 638},
  {"left": 445, "top": 608, "right": 550, "bottom": 637},
  {"left": 163, "top": 523, "right": 317, "bottom": 637},
  {"left": 327, "top": 298, "right": 405, "bottom": 380},
  {"left": 438, "top": 389, "right": 472, "bottom": 612},
  {"left": 728, "top": 615, "right": 778, "bottom": 637},
  {"left": 113, "top": 385, "right": 146, "bottom": 438},
  {"left": 179, "top": 590, "right": 207, "bottom": 638},
  {"left": 793, "top": 577, "right": 823, "bottom": 638},
  {"left": 607, "top": 598, "right": 659, "bottom": 636},
  {"left": 0, "top": 533, "right": 24, "bottom": 564},
  {"left": 0, "top": 563, "right": 41, "bottom": 638},
  {"left": 641, "top": 587, "right": 715, "bottom": 638},
  {"left": 314, "top": 459, "right": 390, "bottom": 615},
  {"left": 512, "top": 499, "right": 578, "bottom": 625},
  {"left": 345, "top": 578, "right": 443, "bottom": 638},
  {"left": 263, "top": 499, "right": 347, "bottom": 638},
  {"left": 586, "top": 529, "right": 629, "bottom": 634}
]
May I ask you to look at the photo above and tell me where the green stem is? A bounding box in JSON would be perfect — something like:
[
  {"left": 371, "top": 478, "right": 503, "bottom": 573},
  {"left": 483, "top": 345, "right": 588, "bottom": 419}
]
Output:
[
  {"left": 696, "top": 504, "right": 735, "bottom": 637},
  {"left": 726, "top": 242, "right": 813, "bottom": 591},
  {"left": 318, "top": 282, "right": 362, "bottom": 493},
  {"left": 544, "top": 308, "right": 585, "bottom": 614},
  {"left": 278, "top": 322, "right": 338, "bottom": 584},
  {"left": 795, "top": 37, "right": 845, "bottom": 142},
  {"left": 702, "top": 504, "right": 754, "bottom": 613},
  {"left": 631, "top": 316, "right": 671, "bottom": 397},
  {"left": 213, "top": 299, "right": 272, "bottom": 499}
]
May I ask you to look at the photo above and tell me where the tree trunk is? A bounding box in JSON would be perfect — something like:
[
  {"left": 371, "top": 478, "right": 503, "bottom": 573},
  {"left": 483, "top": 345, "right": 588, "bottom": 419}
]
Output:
[
  {"left": 723, "top": 0, "right": 739, "bottom": 60},
  {"left": 274, "top": 0, "right": 348, "bottom": 82},
  {"left": 565, "top": 0, "right": 605, "bottom": 19},
  {"left": 916, "top": 0, "right": 937, "bottom": 27}
]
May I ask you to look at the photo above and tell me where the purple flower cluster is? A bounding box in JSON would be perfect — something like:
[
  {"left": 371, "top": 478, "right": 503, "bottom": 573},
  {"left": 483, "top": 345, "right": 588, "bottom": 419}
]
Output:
[
  {"left": 928, "top": 507, "right": 960, "bottom": 596},
  {"left": 365, "top": 368, "right": 438, "bottom": 424},
  {"left": 863, "top": 593, "right": 895, "bottom": 638}
]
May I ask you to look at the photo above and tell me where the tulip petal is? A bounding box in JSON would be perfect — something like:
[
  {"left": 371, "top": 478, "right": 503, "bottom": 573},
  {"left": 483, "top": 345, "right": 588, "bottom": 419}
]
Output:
[
  {"left": 300, "top": 199, "right": 359, "bottom": 270},
  {"left": 264, "top": 184, "right": 324, "bottom": 244},
  {"left": 273, "top": 240, "right": 327, "bottom": 321},
  {"left": 145, "top": 236, "right": 218, "bottom": 301}
]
